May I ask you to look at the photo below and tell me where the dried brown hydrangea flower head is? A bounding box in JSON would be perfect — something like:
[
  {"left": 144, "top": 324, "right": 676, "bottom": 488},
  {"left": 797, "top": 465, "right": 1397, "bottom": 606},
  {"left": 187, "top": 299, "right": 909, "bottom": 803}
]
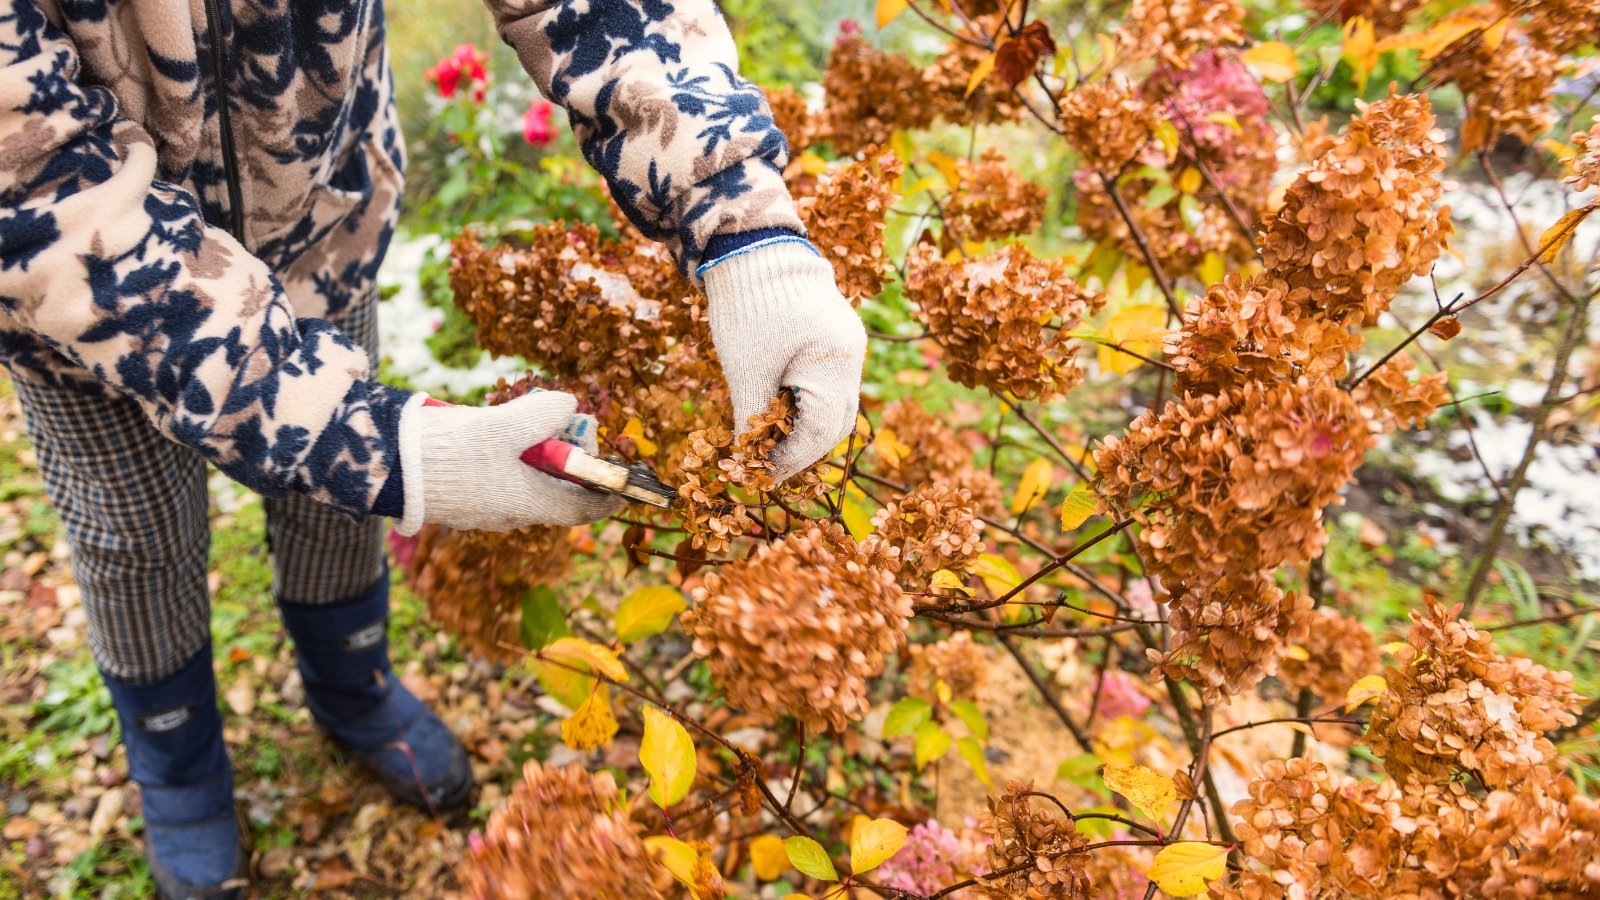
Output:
[
  {"left": 940, "top": 148, "right": 1050, "bottom": 243},
  {"left": 924, "top": 35, "right": 1031, "bottom": 126},
  {"left": 1564, "top": 116, "right": 1600, "bottom": 191},
  {"left": 764, "top": 84, "right": 815, "bottom": 156},
  {"left": 870, "top": 484, "right": 986, "bottom": 591},
  {"left": 906, "top": 242, "right": 1105, "bottom": 401},
  {"left": 798, "top": 148, "right": 903, "bottom": 303},
  {"left": 905, "top": 631, "right": 992, "bottom": 702},
  {"left": 1442, "top": 31, "right": 1558, "bottom": 155},
  {"left": 1523, "top": 0, "right": 1600, "bottom": 54},
  {"left": 401, "top": 523, "right": 575, "bottom": 662},
  {"left": 1365, "top": 596, "right": 1582, "bottom": 791},
  {"left": 1352, "top": 353, "right": 1450, "bottom": 432},
  {"left": 680, "top": 522, "right": 910, "bottom": 732},
  {"left": 976, "top": 782, "right": 1092, "bottom": 899},
  {"left": 819, "top": 35, "right": 933, "bottom": 154},
  {"left": 1151, "top": 569, "right": 1314, "bottom": 702},
  {"left": 676, "top": 392, "right": 831, "bottom": 553},
  {"left": 1115, "top": 0, "right": 1244, "bottom": 67},
  {"left": 1279, "top": 606, "right": 1382, "bottom": 703},
  {"left": 1059, "top": 77, "right": 1157, "bottom": 174},
  {"left": 878, "top": 398, "right": 1004, "bottom": 513},
  {"left": 461, "top": 761, "right": 663, "bottom": 900}
]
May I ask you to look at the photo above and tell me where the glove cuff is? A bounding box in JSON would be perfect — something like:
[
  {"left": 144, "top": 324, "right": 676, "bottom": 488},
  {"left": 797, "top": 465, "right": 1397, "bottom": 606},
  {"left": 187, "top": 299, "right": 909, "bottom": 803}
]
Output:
[
  {"left": 701, "top": 240, "right": 837, "bottom": 327},
  {"left": 394, "top": 392, "right": 432, "bottom": 537}
]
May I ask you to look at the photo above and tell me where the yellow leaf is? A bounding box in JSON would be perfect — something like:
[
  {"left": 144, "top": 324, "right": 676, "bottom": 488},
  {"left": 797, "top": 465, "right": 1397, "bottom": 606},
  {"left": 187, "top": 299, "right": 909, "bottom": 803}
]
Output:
[
  {"left": 1176, "top": 166, "right": 1202, "bottom": 194},
  {"left": 890, "top": 130, "right": 917, "bottom": 164},
  {"left": 1101, "top": 764, "right": 1177, "bottom": 822},
  {"left": 1342, "top": 15, "right": 1377, "bottom": 94},
  {"left": 1379, "top": 641, "right": 1409, "bottom": 655},
  {"left": 956, "top": 735, "right": 992, "bottom": 786},
  {"left": 1148, "top": 842, "right": 1229, "bottom": 896},
  {"left": 876, "top": 0, "right": 909, "bottom": 29},
  {"left": 925, "top": 150, "right": 965, "bottom": 191},
  {"left": 901, "top": 174, "right": 940, "bottom": 200},
  {"left": 965, "top": 52, "right": 997, "bottom": 98},
  {"left": 1094, "top": 32, "right": 1117, "bottom": 70},
  {"left": 1198, "top": 250, "right": 1226, "bottom": 287},
  {"left": 795, "top": 150, "right": 829, "bottom": 176},
  {"left": 1284, "top": 644, "right": 1311, "bottom": 661},
  {"left": 842, "top": 496, "right": 877, "bottom": 542},
  {"left": 1097, "top": 303, "right": 1169, "bottom": 375},
  {"left": 615, "top": 586, "right": 687, "bottom": 644},
  {"left": 542, "top": 636, "right": 628, "bottom": 683},
  {"left": 622, "top": 417, "right": 658, "bottom": 457},
  {"left": 1011, "top": 457, "right": 1054, "bottom": 515},
  {"left": 1417, "top": 15, "right": 1485, "bottom": 60},
  {"left": 1345, "top": 674, "right": 1388, "bottom": 712},
  {"left": 640, "top": 705, "right": 697, "bottom": 808},
  {"left": 750, "top": 834, "right": 790, "bottom": 882},
  {"left": 930, "top": 568, "right": 975, "bottom": 596},
  {"left": 849, "top": 818, "right": 908, "bottom": 875},
  {"left": 560, "top": 688, "right": 618, "bottom": 750},
  {"left": 646, "top": 836, "right": 725, "bottom": 900},
  {"left": 1242, "top": 41, "right": 1297, "bottom": 82},
  {"left": 1154, "top": 120, "right": 1180, "bottom": 159},
  {"left": 1059, "top": 486, "right": 1099, "bottom": 531},
  {"left": 1540, "top": 138, "right": 1580, "bottom": 166},
  {"left": 934, "top": 678, "right": 953, "bottom": 705},
  {"left": 1538, "top": 205, "right": 1598, "bottom": 264},
  {"left": 973, "top": 553, "right": 1022, "bottom": 597},
  {"left": 873, "top": 428, "right": 912, "bottom": 469},
  {"left": 784, "top": 836, "right": 839, "bottom": 882}
]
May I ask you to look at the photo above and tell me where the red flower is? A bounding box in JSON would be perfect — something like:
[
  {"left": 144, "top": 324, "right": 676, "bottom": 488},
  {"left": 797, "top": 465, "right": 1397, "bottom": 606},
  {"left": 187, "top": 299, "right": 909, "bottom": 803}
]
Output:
[
  {"left": 425, "top": 43, "right": 489, "bottom": 101},
  {"left": 522, "top": 98, "right": 557, "bottom": 147}
]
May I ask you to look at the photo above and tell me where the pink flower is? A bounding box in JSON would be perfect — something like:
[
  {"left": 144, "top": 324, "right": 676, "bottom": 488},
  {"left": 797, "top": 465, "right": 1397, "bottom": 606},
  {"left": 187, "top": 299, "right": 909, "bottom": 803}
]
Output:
[
  {"left": 387, "top": 527, "right": 418, "bottom": 570},
  {"left": 837, "top": 18, "right": 861, "bottom": 40},
  {"left": 522, "top": 98, "right": 557, "bottom": 147},
  {"left": 426, "top": 43, "right": 489, "bottom": 101},
  {"left": 1094, "top": 670, "right": 1151, "bottom": 720},
  {"left": 875, "top": 821, "right": 987, "bottom": 896}
]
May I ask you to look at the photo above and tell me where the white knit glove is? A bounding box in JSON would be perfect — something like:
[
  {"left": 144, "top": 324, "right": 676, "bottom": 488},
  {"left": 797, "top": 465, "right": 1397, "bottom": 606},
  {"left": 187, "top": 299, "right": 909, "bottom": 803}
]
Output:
[
  {"left": 393, "top": 391, "right": 624, "bottom": 536},
  {"left": 702, "top": 240, "right": 867, "bottom": 480}
]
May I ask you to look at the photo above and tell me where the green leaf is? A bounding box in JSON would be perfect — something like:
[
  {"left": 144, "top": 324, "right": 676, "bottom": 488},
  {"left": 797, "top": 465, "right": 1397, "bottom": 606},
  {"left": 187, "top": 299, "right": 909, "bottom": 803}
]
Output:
[
  {"left": 1493, "top": 557, "right": 1541, "bottom": 620},
  {"left": 519, "top": 585, "right": 568, "bottom": 650},
  {"left": 1142, "top": 182, "right": 1178, "bottom": 210},
  {"left": 948, "top": 700, "right": 988, "bottom": 741},
  {"left": 614, "top": 586, "right": 687, "bottom": 644},
  {"left": 883, "top": 698, "right": 933, "bottom": 738},
  {"left": 1178, "top": 194, "right": 1204, "bottom": 234},
  {"left": 914, "top": 721, "right": 953, "bottom": 769},
  {"left": 956, "top": 736, "right": 991, "bottom": 785},
  {"left": 1057, "top": 753, "right": 1103, "bottom": 790},
  {"left": 640, "top": 705, "right": 697, "bottom": 808},
  {"left": 783, "top": 836, "right": 839, "bottom": 882}
]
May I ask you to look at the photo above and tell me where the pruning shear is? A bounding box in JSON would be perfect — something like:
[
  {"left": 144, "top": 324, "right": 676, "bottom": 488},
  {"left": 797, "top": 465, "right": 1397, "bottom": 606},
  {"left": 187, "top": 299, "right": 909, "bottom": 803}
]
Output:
[{"left": 522, "top": 439, "right": 678, "bottom": 509}]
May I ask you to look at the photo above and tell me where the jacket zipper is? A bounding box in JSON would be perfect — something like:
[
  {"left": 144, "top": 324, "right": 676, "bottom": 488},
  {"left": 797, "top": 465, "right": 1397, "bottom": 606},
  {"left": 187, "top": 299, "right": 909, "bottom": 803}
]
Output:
[{"left": 202, "top": 0, "right": 247, "bottom": 243}]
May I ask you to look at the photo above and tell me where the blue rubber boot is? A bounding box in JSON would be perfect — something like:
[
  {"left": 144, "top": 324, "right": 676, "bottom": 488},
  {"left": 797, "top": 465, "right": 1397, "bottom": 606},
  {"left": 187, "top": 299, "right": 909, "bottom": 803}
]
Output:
[
  {"left": 277, "top": 574, "right": 473, "bottom": 812},
  {"left": 102, "top": 648, "right": 245, "bottom": 900}
]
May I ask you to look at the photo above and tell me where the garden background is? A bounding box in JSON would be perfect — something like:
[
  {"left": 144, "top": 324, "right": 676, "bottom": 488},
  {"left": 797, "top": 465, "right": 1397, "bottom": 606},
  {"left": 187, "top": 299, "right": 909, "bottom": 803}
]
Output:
[{"left": 2, "top": 0, "right": 1599, "bottom": 896}]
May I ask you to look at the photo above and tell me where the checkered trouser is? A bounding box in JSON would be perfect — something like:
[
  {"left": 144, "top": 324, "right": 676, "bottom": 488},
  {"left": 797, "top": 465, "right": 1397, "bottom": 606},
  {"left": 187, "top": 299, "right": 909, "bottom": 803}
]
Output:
[{"left": 9, "top": 295, "right": 387, "bottom": 684}]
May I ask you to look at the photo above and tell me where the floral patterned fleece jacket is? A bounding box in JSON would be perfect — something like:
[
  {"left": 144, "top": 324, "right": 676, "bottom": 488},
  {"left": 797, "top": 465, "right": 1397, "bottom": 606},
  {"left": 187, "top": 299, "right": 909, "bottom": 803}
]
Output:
[{"left": 0, "top": 0, "right": 801, "bottom": 518}]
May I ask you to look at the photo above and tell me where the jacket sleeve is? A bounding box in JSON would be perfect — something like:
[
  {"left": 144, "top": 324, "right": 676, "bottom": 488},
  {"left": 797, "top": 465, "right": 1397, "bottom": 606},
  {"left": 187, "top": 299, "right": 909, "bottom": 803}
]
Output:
[
  {"left": 0, "top": 1, "right": 407, "bottom": 518},
  {"left": 483, "top": 0, "right": 806, "bottom": 280}
]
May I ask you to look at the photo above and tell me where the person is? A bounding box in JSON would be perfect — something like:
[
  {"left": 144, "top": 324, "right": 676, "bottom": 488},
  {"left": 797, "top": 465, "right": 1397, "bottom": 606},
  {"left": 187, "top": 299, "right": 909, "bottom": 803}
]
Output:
[{"left": 0, "top": 0, "right": 866, "bottom": 895}]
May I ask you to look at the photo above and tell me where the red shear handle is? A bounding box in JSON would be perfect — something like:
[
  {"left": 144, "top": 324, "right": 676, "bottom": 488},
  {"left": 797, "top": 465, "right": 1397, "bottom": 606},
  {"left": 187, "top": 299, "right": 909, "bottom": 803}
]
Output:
[{"left": 520, "top": 439, "right": 585, "bottom": 486}]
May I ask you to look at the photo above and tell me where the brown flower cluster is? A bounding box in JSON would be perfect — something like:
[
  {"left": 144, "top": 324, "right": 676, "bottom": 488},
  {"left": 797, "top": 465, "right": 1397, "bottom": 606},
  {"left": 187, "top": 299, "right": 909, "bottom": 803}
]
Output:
[
  {"left": 1058, "top": 77, "right": 1156, "bottom": 175},
  {"left": 939, "top": 149, "right": 1049, "bottom": 243},
  {"left": 1114, "top": 0, "right": 1244, "bottom": 67},
  {"left": 905, "top": 631, "right": 992, "bottom": 702},
  {"left": 924, "top": 35, "right": 1031, "bottom": 127},
  {"left": 461, "top": 761, "right": 662, "bottom": 900},
  {"left": 450, "top": 224, "right": 699, "bottom": 392},
  {"left": 1444, "top": 32, "right": 1559, "bottom": 155},
  {"left": 798, "top": 148, "right": 903, "bottom": 303},
  {"left": 817, "top": 35, "right": 934, "bottom": 155},
  {"left": 1301, "top": 0, "right": 1425, "bottom": 36},
  {"left": 1260, "top": 92, "right": 1453, "bottom": 329},
  {"left": 1279, "top": 606, "right": 1382, "bottom": 703},
  {"left": 975, "top": 783, "right": 1092, "bottom": 899},
  {"left": 870, "top": 484, "right": 986, "bottom": 591},
  {"left": 878, "top": 398, "right": 1004, "bottom": 513},
  {"left": 1167, "top": 274, "right": 1363, "bottom": 392},
  {"left": 1151, "top": 570, "right": 1315, "bottom": 702},
  {"left": 1523, "top": 0, "right": 1600, "bottom": 54},
  {"left": 1564, "top": 116, "right": 1600, "bottom": 191},
  {"left": 675, "top": 392, "right": 831, "bottom": 553},
  {"left": 906, "top": 243, "right": 1105, "bottom": 401},
  {"left": 1365, "top": 596, "right": 1581, "bottom": 791},
  {"left": 680, "top": 522, "right": 911, "bottom": 732},
  {"left": 1352, "top": 353, "right": 1450, "bottom": 432},
  {"left": 764, "top": 84, "right": 815, "bottom": 156},
  {"left": 399, "top": 523, "right": 575, "bottom": 662}
]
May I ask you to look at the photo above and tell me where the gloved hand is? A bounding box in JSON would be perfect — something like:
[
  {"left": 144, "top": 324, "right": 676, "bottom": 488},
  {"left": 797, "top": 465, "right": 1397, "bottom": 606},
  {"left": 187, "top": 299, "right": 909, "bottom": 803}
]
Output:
[
  {"left": 393, "top": 390, "right": 624, "bottom": 536},
  {"left": 702, "top": 240, "right": 867, "bottom": 480}
]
